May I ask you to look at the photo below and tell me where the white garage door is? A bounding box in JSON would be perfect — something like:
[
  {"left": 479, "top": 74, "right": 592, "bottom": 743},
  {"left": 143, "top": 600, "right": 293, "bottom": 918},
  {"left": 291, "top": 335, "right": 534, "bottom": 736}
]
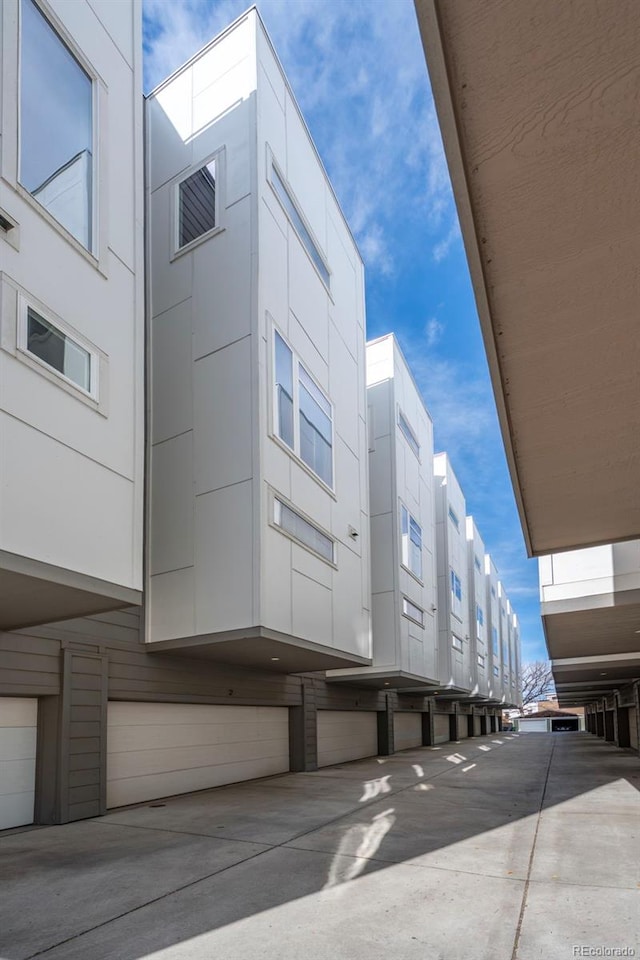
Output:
[
  {"left": 474, "top": 716, "right": 482, "bottom": 736},
  {"left": 317, "top": 711, "right": 378, "bottom": 767},
  {"left": 0, "top": 698, "right": 37, "bottom": 830},
  {"left": 395, "top": 713, "right": 422, "bottom": 751},
  {"left": 107, "top": 703, "right": 290, "bottom": 807},
  {"left": 519, "top": 718, "right": 548, "bottom": 733},
  {"left": 433, "top": 713, "right": 450, "bottom": 744}
]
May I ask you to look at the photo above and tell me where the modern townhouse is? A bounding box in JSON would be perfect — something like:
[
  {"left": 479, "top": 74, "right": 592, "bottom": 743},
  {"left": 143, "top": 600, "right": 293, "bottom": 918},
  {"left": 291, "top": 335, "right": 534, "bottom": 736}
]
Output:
[
  {"left": 465, "top": 518, "right": 490, "bottom": 709},
  {"left": 0, "top": 0, "right": 144, "bottom": 830},
  {"left": 0, "top": 2, "right": 524, "bottom": 833},
  {"left": 325, "top": 334, "right": 439, "bottom": 752}
]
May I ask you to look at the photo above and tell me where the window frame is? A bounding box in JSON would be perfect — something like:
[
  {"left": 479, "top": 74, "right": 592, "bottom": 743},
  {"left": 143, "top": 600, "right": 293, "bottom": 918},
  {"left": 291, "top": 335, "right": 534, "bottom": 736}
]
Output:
[
  {"left": 450, "top": 567, "right": 463, "bottom": 618},
  {"left": 171, "top": 148, "right": 225, "bottom": 259},
  {"left": 448, "top": 505, "right": 460, "bottom": 531},
  {"left": 271, "top": 493, "right": 337, "bottom": 567},
  {"left": 401, "top": 596, "right": 424, "bottom": 628},
  {"left": 271, "top": 324, "right": 335, "bottom": 493},
  {"left": 13, "top": 290, "right": 107, "bottom": 411},
  {"left": 400, "top": 501, "right": 423, "bottom": 582},
  {"left": 267, "top": 149, "right": 331, "bottom": 293},
  {"left": 13, "top": 0, "right": 107, "bottom": 270},
  {"left": 477, "top": 653, "right": 485, "bottom": 669},
  {"left": 452, "top": 633, "right": 463, "bottom": 652},
  {"left": 397, "top": 408, "right": 420, "bottom": 460},
  {"left": 493, "top": 665, "right": 500, "bottom": 678}
]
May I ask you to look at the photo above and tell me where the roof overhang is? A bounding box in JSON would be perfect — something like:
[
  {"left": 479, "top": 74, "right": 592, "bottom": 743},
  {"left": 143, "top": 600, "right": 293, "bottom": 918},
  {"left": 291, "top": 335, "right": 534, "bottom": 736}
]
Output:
[{"left": 415, "top": 0, "right": 640, "bottom": 556}]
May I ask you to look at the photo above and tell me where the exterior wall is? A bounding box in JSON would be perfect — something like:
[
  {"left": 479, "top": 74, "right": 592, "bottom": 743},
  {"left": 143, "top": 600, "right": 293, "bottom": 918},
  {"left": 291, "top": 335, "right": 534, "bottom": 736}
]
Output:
[
  {"left": 327, "top": 334, "right": 437, "bottom": 684},
  {"left": 146, "top": 10, "right": 369, "bottom": 663},
  {"left": 0, "top": 0, "right": 144, "bottom": 612},
  {"left": 485, "top": 554, "right": 504, "bottom": 704},
  {"left": 498, "top": 582, "right": 511, "bottom": 702},
  {"left": 434, "top": 454, "right": 471, "bottom": 692},
  {"left": 539, "top": 541, "right": 640, "bottom": 608},
  {"left": 466, "top": 518, "right": 487, "bottom": 697}
]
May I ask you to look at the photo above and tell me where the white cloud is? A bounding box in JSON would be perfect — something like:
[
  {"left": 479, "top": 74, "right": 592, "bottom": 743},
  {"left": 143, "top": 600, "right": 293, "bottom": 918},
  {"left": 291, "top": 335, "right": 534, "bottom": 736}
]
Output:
[
  {"left": 143, "top": 0, "right": 459, "bottom": 273},
  {"left": 425, "top": 316, "right": 444, "bottom": 348}
]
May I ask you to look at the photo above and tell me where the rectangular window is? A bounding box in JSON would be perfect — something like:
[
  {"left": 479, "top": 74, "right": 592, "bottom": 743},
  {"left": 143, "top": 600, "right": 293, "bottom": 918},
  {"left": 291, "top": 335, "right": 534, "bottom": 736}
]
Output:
[
  {"left": 20, "top": 0, "right": 93, "bottom": 250},
  {"left": 402, "top": 597, "right": 424, "bottom": 627},
  {"left": 25, "top": 306, "right": 93, "bottom": 394},
  {"left": 401, "top": 504, "right": 422, "bottom": 579},
  {"left": 494, "top": 666, "right": 499, "bottom": 677},
  {"left": 271, "top": 164, "right": 330, "bottom": 288},
  {"left": 272, "top": 329, "right": 333, "bottom": 489},
  {"left": 491, "top": 585, "right": 496, "bottom": 598},
  {"left": 450, "top": 568, "right": 462, "bottom": 617},
  {"left": 274, "top": 332, "right": 294, "bottom": 449},
  {"left": 274, "top": 498, "right": 335, "bottom": 563},
  {"left": 492, "top": 626, "right": 498, "bottom": 655},
  {"left": 448, "top": 506, "right": 460, "bottom": 530},
  {"left": 452, "top": 634, "right": 463, "bottom": 652},
  {"left": 477, "top": 654, "right": 485, "bottom": 668},
  {"left": 299, "top": 365, "right": 332, "bottom": 486},
  {"left": 398, "top": 411, "right": 420, "bottom": 459},
  {"left": 474, "top": 555, "right": 482, "bottom": 573},
  {"left": 178, "top": 160, "right": 216, "bottom": 248}
]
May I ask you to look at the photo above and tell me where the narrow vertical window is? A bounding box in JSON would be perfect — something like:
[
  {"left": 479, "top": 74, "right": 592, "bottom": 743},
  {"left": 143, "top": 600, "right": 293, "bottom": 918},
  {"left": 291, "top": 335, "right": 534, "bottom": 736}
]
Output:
[
  {"left": 274, "top": 332, "right": 294, "bottom": 449},
  {"left": 401, "top": 504, "right": 423, "bottom": 579},
  {"left": 450, "top": 568, "right": 462, "bottom": 617},
  {"left": 20, "top": 0, "right": 93, "bottom": 249},
  {"left": 299, "top": 365, "right": 332, "bottom": 487}
]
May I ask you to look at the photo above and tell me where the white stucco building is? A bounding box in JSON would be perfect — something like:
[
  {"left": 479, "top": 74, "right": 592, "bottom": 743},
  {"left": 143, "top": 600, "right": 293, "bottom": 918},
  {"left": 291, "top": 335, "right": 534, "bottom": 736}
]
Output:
[{"left": 145, "top": 9, "right": 371, "bottom": 673}]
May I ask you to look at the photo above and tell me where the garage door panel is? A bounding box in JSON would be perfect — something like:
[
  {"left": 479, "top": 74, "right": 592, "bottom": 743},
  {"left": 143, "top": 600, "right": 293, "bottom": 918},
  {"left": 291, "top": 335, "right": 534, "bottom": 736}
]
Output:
[
  {"left": 519, "top": 719, "right": 547, "bottom": 732},
  {"left": 433, "top": 713, "right": 450, "bottom": 744},
  {"left": 107, "top": 703, "right": 290, "bottom": 808},
  {"left": 317, "top": 711, "right": 378, "bottom": 767},
  {"left": 111, "top": 755, "right": 289, "bottom": 808},
  {"left": 395, "top": 713, "right": 422, "bottom": 751},
  {"left": 109, "top": 736, "right": 289, "bottom": 780},
  {"left": 0, "top": 698, "right": 37, "bottom": 830},
  {"left": 108, "top": 719, "right": 289, "bottom": 753}
]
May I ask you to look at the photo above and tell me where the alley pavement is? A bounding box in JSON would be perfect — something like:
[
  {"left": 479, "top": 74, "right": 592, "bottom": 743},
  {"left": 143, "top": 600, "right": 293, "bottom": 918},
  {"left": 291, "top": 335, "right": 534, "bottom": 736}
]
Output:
[{"left": 1, "top": 732, "right": 638, "bottom": 960}]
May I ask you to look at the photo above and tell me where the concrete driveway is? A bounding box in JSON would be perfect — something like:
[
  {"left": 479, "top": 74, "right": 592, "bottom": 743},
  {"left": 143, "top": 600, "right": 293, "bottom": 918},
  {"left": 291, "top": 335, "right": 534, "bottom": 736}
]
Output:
[{"left": 1, "top": 733, "right": 638, "bottom": 960}]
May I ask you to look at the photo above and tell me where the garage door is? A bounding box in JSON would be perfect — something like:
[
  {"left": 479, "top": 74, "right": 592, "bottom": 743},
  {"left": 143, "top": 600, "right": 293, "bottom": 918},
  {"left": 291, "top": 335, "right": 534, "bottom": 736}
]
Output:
[
  {"left": 519, "top": 718, "right": 548, "bottom": 733},
  {"left": 0, "top": 698, "right": 37, "bottom": 830},
  {"left": 473, "top": 716, "right": 482, "bottom": 736},
  {"left": 394, "top": 713, "right": 422, "bottom": 751},
  {"left": 433, "top": 713, "right": 450, "bottom": 744},
  {"left": 317, "top": 711, "right": 378, "bottom": 767},
  {"left": 107, "top": 703, "right": 290, "bottom": 807}
]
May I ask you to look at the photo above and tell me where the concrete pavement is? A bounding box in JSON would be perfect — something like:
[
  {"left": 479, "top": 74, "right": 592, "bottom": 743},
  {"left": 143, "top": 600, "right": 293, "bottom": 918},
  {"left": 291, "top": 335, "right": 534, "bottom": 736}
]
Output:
[{"left": 1, "top": 732, "right": 638, "bottom": 960}]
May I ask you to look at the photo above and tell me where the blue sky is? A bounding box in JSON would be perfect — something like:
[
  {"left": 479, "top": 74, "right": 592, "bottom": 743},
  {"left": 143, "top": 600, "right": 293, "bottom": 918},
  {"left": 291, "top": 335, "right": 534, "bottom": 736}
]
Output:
[{"left": 142, "top": 0, "right": 546, "bottom": 663}]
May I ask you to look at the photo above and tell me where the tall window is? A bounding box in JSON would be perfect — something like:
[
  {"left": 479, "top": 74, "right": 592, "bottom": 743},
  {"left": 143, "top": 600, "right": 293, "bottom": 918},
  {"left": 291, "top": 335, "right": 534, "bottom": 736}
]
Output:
[
  {"left": 273, "top": 330, "right": 333, "bottom": 488},
  {"left": 270, "top": 164, "right": 330, "bottom": 288},
  {"left": 476, "top": 604, "right": 485, "bottom": 641},
  {"left": 450, "top": 568, "right": 462, "bottom": 617},
  {"left": 492, "top": 625, "right": 499, "bottom": 655},
  {"left": 401, "top": 504, "right": 422, "bottom": 579},
  {"left": 398, "top": 410, "right": 420, "bottom": 459},
  {"left": 20, "top": 0, "right": 93, "bottom": 249}
]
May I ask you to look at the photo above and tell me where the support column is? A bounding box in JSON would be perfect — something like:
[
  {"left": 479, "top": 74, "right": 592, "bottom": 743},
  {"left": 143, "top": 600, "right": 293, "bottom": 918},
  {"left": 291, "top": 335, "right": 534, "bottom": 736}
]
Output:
[
  {"left": 377, "top": 693, "right": 394, "bottom": 756},
  {"left": 604, "top": 709, "right": 615, "bottom": 742},
  {"left": 616, "top": 707, "right": 631, "bottom": 749},
  {"left": 449, "top": 708, "right": 459, "bottom": 742},
  {"left": 289, "top": 680, "right": 318, "bottom": 772},
  {"left": 421, "top": 708, "right": 434, "bottom": 746}
]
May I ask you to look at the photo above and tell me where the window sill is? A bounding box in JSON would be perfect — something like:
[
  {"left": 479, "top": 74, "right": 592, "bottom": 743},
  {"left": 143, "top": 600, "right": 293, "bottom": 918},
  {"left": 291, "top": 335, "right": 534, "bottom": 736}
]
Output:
[
  {"left": 399, "top": 563, "right": 424, "bottom": 587},
  {"left": 269, "top": 431, "right": 337, "bottom": 501},
  {"left": 170, "top": 224, "right": 225, "bottom": 262},
  {"left": 13, "top": 182, "right": 105, "bottom": 277}
]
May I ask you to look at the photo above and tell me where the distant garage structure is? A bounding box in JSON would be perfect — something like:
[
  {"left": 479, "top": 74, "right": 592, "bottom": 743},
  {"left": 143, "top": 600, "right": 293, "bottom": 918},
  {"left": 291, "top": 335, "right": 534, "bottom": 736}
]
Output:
[{"left": 517, "top": 710, "right": 584, "bottom": 733}]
